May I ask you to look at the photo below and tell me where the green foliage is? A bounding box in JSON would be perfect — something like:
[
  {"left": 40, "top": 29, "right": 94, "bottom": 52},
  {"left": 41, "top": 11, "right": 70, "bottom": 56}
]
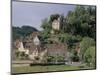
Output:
[
  {"left": 59, "top": 14, "right": 67, "bottom": 33},
  {"left": 57, "top": 56, "right": 65, "bottom": 62},
  {"left": 47, "top": 56, "right": 55, "bottom": 62},
  {"left": 15, "top": 51, "right": 29, "bottom": 60},
  {"left": 71, "top": 50, "right": 79, "bottom": 62},
  {"left": 47, "top": 56, "right": 65, "bottom": 63},
  {"left": 13, "top": 26, "right": 38, "bottom": 40},
  {"left": 59, "top": 33, "right": 82, "bottom": 49},
  {"left": 41, "top": 18, "right": 52, "bottom": 43},
  {"left": 84, "top": 46, "right": 96, "bottom": 67},
  {"left": 67, "top": 6, "right": 96, "bottom": 38},
  {"left": 80, "top": 37, "right": 95, "bottom": 61},
  {"left": 40, "top": 6, "right": 96, "bottom": 47},
  {"left": 50, "top": 14, "right": 60, "bottom": 22},
  {"left": 41, "top": 18, "right": 51, "bottom": 30},
  {"left": 41, "top": 6, "right": 96, "bottom": 46}
]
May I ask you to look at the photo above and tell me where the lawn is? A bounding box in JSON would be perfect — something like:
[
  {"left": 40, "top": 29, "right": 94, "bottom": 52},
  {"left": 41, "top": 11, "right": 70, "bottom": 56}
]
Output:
[{"left": 11, "top": 64, "right": 90, "bottom": 74}]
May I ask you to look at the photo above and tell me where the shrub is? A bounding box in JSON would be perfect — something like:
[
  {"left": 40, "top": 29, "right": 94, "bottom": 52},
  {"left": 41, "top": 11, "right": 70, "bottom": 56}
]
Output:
[
  {"left": 56, "top": 56, "right": 65, "bottom": 62},
  {"left": 47, "top": 56, "right": 65, "bottom": 63},
  {"left": 47, "top": 56, "right": 55, "bottom": 62}
]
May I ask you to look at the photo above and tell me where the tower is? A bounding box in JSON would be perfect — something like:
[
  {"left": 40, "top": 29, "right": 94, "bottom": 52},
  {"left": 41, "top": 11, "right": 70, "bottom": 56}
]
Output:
[{"left": 51, "top": 17, "right": 61, "bottom": 34}]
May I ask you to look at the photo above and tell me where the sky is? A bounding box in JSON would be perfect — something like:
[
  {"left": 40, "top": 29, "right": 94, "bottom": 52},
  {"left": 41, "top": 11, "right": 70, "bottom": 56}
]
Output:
[{"left": 12, "top": 1, "right": 76, "bottom": 30}]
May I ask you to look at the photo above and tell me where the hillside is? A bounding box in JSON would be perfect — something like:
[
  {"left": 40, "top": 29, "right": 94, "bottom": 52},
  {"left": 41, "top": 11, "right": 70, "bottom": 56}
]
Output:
[{"left": 12, "top": 25, "right": 38, "bottom": 40}]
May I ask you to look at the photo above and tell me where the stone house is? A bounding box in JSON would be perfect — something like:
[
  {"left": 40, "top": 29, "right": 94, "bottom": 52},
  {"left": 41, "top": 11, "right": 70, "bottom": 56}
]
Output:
[{"left": 14, "top": 31, "right": 68, "bottom": 63}]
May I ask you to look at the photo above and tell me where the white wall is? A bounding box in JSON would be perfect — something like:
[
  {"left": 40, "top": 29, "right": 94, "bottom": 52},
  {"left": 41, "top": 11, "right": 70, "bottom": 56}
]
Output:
[{"left": 0, "top": 0, "right": 99, "bottom": 75}]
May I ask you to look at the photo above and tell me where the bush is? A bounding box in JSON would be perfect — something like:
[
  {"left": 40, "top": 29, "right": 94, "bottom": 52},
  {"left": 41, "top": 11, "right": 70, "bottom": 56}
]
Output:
[
  {"left": 57, "top": 56, "right": 65, "bottom": 62},
  {"left": 47, "top": 56, "right": 55, "bottom": 62},
  {"left": 47, "top": 56, "right": 65, "bottom": 63}
]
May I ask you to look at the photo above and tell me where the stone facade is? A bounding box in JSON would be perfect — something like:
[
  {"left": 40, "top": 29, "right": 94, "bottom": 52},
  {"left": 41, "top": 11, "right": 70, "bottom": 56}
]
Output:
[{"left": 46, "top": 43, "right": 68, "bottom": 60}]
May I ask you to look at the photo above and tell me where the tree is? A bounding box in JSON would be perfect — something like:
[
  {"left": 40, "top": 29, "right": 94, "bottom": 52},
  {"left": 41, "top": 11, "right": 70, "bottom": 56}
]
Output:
[
  {"left": 87, "top": 6, "right": 96, "bottom": 40},
  {"left": 59, "top": 33, "right": 82, "bottom": 50},
  {"left": 49, "top": 14, "right": 60, "bottom": 22},
  {"left": 66, "top": 6, "right": 96, "bottom": 39},
  {"left": 80, "top": 37, "right": 95, "bottom": 61},
  {"left": 59, "top": 14, "right": 67, "bottom": 33},
  {"left": 41, "top": 18, "right": 51, "bottom": 43},
  {"left": 84, "top": 46, "right": 96, "bottom": 67}
]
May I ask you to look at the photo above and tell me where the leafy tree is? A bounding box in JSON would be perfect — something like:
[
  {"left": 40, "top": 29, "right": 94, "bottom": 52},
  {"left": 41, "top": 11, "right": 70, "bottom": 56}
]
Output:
[
  {"left": 80, "top": 37, "right": 95, "bottom": 61},
  {"left": 84, "top": 46, "right": 96, "bottom": 67},
  {"left": 87, "top": 6, "right": 96, "bottom": 40},
  {"left": 59, "top": 14, "right": 67, "bottom": 33},
  {"left": 59, "top": 33, "right": 82, "bottom": 49},
  {"left": 66, "top": 6, "right": 96, "bottom": 39},
  {"left": 49, "top": 14, "right": 60, "bottom": 22},
  {"left": 41, "top": 18, "right": 51, "bottom": 43}
]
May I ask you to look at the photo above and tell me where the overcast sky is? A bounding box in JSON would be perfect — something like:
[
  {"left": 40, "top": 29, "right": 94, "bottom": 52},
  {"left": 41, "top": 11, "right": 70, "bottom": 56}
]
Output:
[{"left": 12, "top": 1, "right": 76, "bottom": 30}]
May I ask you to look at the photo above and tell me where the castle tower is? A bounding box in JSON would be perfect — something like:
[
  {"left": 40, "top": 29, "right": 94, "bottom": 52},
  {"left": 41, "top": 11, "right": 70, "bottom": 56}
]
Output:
[{"left": 51, "top": 17, "right": 61, "bottom": 34}]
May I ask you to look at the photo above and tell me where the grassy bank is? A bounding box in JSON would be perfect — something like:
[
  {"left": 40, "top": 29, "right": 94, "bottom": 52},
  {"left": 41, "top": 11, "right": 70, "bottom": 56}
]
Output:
[{"left": 12, "top": 64, "right": 93, "bottom": 74}]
